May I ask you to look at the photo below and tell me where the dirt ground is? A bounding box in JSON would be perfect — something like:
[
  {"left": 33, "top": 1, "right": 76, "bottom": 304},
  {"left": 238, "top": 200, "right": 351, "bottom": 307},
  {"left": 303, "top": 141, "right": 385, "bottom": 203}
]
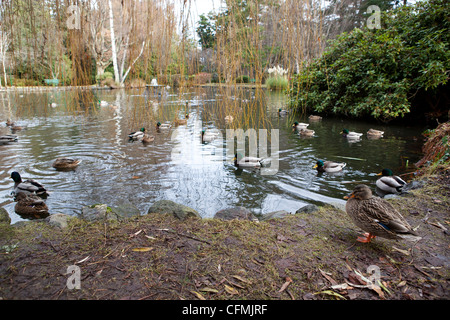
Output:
[{"left": 0, "top": 172, "right": 448, "bottom": 301}]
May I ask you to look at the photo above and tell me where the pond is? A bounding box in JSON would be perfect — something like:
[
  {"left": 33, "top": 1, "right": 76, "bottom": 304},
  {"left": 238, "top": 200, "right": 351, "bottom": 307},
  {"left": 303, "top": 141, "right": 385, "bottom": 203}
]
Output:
[{"left": 0, "top": 87, "right": 424, "bottom": 224}]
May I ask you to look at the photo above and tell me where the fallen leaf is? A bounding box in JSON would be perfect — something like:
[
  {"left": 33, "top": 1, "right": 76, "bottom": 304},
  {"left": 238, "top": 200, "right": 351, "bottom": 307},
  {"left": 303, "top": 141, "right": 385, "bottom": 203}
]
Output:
[
  {"left": 397, "top": 280, "right": 407, "bottom": 287},
  {"left": 392, "top": 246, "right": 410, "bottom": 255},
  {"left": 331, "top": 283, "right": 353, "bottom": 291},
  {"left": 224, "top": 284, "right": 239, "bottom": 295},
  {"left": 75, "top": 256, "right": 90, "bottom": 264},
  {"left": 191, "top": 291, "right": 206, "bottom": 300},
  {"left": 314, "top": 290, "right": 346, "bottom": 300},
  {"left": 199, "top": 287, "right": 219, "bottom": 293},
  {"left": 319, "top": 268, "right": 338, "bottom": 286},
  {"left": 129, "top": 229, "right": 142, "bottom": 238},
  {"left": 132, "top": 247, "right": 154, "bottom": 252},
  {"left": 278, "top": 277, "right": 293, "bottom": 293},
  {"left": 369, "top": 284, "right": 385, "bottom": 299},
  {"left": 232, "top": 275, "right": 252, "bottom": 284}
]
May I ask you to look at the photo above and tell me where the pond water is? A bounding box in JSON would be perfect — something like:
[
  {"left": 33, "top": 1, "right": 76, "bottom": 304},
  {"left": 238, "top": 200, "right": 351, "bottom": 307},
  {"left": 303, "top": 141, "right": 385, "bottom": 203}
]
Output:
[{"left": 0, "top": 87, "right": 424, "bottom": 223}]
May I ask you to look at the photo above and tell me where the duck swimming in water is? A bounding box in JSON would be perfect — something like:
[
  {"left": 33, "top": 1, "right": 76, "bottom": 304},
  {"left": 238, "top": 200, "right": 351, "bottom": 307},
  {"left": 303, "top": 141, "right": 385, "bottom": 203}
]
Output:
[{"left": 11, "top": 171, "right": 49, "bottom": 198}]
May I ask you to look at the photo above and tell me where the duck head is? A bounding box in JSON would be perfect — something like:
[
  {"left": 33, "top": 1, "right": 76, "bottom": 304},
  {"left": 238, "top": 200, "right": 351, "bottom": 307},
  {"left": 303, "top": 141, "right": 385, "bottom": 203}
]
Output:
[
  {"left": 313, "top": 160, "right": 324, "bottom": 169},
  {"left": 11, "top": 171, "right": 22, "bottom": 183},
  {"left": 344, "top": 184, "right": 373, "bottom": 200},
  {"left": 378, "top": 168, "right": 394, "bottom": 177},
  {"left": 340, "top": 129, "right": 350, "bottom": 136}
]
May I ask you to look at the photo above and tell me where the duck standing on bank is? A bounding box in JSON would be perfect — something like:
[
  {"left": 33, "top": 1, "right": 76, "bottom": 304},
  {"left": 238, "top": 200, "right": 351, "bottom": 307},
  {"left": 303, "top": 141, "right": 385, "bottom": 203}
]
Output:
[
  {"left": 344, "top": 184, "right": 419, "bottom": 243},
  {"left": 10, "top": 171, "right": 49, "bottom": 198}
]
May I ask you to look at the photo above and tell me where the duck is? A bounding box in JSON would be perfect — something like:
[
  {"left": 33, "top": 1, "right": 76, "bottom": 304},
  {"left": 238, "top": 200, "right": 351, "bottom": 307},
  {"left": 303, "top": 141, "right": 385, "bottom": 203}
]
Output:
[
  {"left": 308, "top": 115, "right": 322, "bottom": 121},
  {"left": 0, "top": 135, "right": 18, "bottom": 145},
  {"left": 299, "top": 128, "right": 315, "bottom": 137},
  {"left": 14, "top": 192, "right": 49, "bottom": 218},
  {"left": 376, "top": 168, "right": 406, "bottom": 194},
  {"left": 292, "top": 121, "right": 309, "bottom": 130},
  {"left": 233, "top": 153, "right": 265, "bottom": 168},
  {"left": 341, "top": 129, "right": 363, "bottom": 140},
  {"left": 6, "top": 119, "right": 14, "bottom": 126},
  {"left": 201, "top": 129, "right": 220, "bottom": 143},
  {"left": 52, "top": 157, "right": 82, "bottom": 170},
  {"left": 344, "top": 184, "right": 419, "bottom": 243},
  {"left": 140, "top": 133, "right": 155, "bottom": 143},
  {"left": 367, "top": 129, "right": 384, "bottom": 139},
  {"left": 128, "top": 128, "right": 146, "bottom": 140},
  {"left": 99, "top": 100, "right": 108, "bottom": 107},
  {"left": 278, "top": 108, "right": 289, "bottom": 116},
  {"left": 49, "top": 102, "right": 58, "bottom": 108},
  {"left": 156, "top": 122, "right": 171, "bottom": 131},
  {"left": 10, "top": 171, "right": 49, "bottom": 198},
  {"left": 10, "top": 124, "right": 27, "bottom": 131},
  {"left": 313, "top": 160, "right": 346, "bottom": 173}
]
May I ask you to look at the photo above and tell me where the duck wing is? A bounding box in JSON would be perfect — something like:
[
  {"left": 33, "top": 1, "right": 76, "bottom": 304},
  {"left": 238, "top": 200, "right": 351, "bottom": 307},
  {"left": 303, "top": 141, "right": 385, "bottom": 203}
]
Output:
[{"left": 362, "top": 198, "right": 416, "bottom": 235}]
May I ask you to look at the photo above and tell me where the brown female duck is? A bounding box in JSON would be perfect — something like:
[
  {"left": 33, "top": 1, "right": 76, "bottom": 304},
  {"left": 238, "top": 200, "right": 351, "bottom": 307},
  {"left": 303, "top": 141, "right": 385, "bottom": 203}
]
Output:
[
  {"left": 344, "top": 184, "right": 418, "bottom": 243},
  {"left": 14, "top": 192, "right": 49, "bottom": 218}
]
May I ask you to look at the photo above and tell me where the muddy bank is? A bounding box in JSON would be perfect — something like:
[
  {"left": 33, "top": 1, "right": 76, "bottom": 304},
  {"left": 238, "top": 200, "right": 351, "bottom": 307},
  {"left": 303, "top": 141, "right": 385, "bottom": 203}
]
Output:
[{"left": 0, "top": 171, "right": 448, "bottom": 300}]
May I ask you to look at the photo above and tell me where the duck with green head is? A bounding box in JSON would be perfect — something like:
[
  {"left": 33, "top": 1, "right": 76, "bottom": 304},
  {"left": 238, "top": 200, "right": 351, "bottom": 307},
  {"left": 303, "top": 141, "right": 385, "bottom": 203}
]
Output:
[
  {"left": 128, "top": 128, "right": 146, "bottom": 140},
  {"left": 341, "top": 129, "right": 363, "bottom": 140},
  {"left": 11, "top": 171, "right": 48, "bottom": 198},
  {"left": 292, "top": 121, "right": 309, "bottom": 130},
  {"left": 376, "top": 168, "right": 406, "bottom": 194},
  {"left": 313, "top": 160, "right": 346, "bottom": 173}
]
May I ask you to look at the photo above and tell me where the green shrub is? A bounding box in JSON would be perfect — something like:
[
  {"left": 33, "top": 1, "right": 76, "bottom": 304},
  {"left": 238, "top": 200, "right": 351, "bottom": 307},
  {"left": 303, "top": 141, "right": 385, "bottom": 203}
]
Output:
[
  {"left": 97, "top": 72, "right": 113, "bottom": 82},
  {"left": 288, "top": 0, "right": 450, "bottom": 122},
  {"left": 235, "top": 75, "right": 249, "bottom": 83}
]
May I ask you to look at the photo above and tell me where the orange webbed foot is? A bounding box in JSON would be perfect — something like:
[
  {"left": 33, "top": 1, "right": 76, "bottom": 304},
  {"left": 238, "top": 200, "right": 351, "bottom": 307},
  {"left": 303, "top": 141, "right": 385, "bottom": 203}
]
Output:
[{"left": 356, "top": 233, "right": 376, "bottom": 243}]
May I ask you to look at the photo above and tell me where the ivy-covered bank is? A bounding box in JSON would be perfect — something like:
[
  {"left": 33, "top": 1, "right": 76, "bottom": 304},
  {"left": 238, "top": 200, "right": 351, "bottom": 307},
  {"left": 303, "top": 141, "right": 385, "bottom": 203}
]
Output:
[{"left": 288, "top": 0, "right": 449, "bottom": 123}]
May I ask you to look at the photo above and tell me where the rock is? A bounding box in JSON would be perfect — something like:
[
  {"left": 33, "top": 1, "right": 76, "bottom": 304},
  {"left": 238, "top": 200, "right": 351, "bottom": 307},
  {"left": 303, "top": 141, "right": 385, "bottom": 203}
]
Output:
[
  {"left": 110, "top": 202, "right": 141, "bottom": 218},
  {"left": 0, "top": 207, "right": 11, "bottom": 225},
  {"left": 147, "top": 200, "right": 201, "bottom": 220},
  {"left": 46, "top": 213, "right": 73, "bottom": 228},
  {"left": 214, "top": 207, "right": 257, "bottom": 221},
  {"left": 259, "top": 210, "right": 291, "bottom": 221},
  {"left": 295, "top": 204, "right": 319, "bottom": 214},
  {"left": 81, "top": 204, "right": 119, "bottom": 221}
]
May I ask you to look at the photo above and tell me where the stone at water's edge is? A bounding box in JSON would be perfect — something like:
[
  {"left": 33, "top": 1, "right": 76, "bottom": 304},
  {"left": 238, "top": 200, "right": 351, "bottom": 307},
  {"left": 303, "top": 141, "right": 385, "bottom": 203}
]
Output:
[
  {"left": 45, "top": 213, "right": 73, "bottom": 229},
  {"left": 295, "top": 204, "right": 320, "bottom": 214},
  {"left": 259, "top": 210, "right": 291, "bottom": 221},
  {"left": 214, "top": 206, "right": 257, "bottom": 221},
  {"left": 147, "top": 200, "right": 201, "bottom": 220},
  {"left": 0, "top": 207, "right": 11, "bottom": 225}
]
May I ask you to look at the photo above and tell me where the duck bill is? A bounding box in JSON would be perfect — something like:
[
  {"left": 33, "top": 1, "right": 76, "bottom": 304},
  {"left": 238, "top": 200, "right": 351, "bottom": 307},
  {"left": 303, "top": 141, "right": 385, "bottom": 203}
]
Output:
[
  {"left": 376, "top": 172, "right": 382, "bottom": 176},
  {"left": 343, "top": 193, "right": 355, "bottom": 200},
  {"left": 313, "top": 164, "right": 318, "bottom": 169}
]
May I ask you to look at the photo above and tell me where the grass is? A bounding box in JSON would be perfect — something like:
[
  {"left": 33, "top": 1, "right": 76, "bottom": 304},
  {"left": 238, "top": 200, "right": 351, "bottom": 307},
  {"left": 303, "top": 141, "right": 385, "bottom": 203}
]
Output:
[{"left": 265, "top": 76, "right": 289, "bottom": 91}]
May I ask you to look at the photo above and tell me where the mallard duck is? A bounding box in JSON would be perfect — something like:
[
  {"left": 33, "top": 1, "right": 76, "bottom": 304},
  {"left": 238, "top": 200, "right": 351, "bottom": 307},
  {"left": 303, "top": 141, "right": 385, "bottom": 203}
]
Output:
[
  {"left": 201, "top": 130, "right": 220, "bottom": 143},
  {"left": 99, "top": 100, "right": 108, "bottom": 107},
  {"left": 299, "top": 128, "right": 315, "bottom": 137},
  {"left": 0, "top": 135, "right": 18, "bottom": 145},
  {"left": 156, "top": 122, "right": 171, "bottom": 131},
  {"left": 292, "top": 121, "right": 309, "bottom": 130},
  {"left": 140, "top": 133, "right": 155, "bottom": 143},
  {"left": 6, "top": 119, "right": 14, "bottom": 126},
  {"left": 233, "top": 153, "right": 266, "bottom": 168},
  {"left": 49, "top": 102, "right": 58, "bottom": 108},
  {"left": 11, "top": 171, "right": 48, "bottom": 198},
  {"left": 52, "top": 157, "right": 82, "bottom": 170},
  {"left": 344, "top": 184, "right": 418, "bottom": 243},
  {"left": 308, "top": 115, "right": 322, "bottom": 121},
  {"left": 10, "top": 124, "right": 27, "bottom": 131},
  {"left": 128, "top": 128, "right": 146, "bottom": 140},
  {"left": 341, "top": 129, "right": 363, "bottom": 140},
  {"left": 313, "top": 160, "right": 346, "bottom": 173},
  {"left": 376, "top": 168, "right": 406, "bottom": 194},
  {"left": 278, "top": 108, "right": 289, "bottom": 116},
  {"left": 367, "top": 128, "right": 384, "bottom": 139},
  {"left": 14, "top": 192, "right": 49, "bottom": 218}
]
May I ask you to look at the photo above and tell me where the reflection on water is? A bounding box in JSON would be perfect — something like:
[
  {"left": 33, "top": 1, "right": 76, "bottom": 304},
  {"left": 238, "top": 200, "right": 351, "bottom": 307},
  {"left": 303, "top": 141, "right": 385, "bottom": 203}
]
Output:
[{"left": 0, "top": 87, "right": 424, "bottom": 223}]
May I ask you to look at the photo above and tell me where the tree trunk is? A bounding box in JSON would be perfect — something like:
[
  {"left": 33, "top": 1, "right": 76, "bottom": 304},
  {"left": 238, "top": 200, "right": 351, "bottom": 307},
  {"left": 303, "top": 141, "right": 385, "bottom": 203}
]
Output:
[{"left": 108, "top": 0, "right": 120, "bottom": 85}]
